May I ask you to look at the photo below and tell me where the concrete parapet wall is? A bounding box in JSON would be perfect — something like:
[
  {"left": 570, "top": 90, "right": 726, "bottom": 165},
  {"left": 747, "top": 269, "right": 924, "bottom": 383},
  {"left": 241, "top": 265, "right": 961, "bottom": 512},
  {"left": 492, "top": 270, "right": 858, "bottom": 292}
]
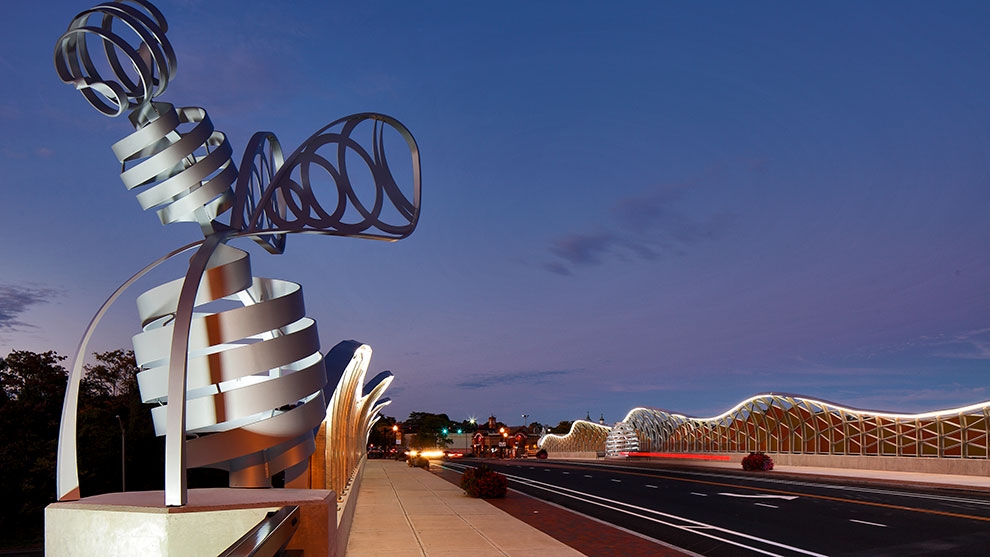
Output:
[
  {"left": 636, "top": 452, "right": 990, "bottom": 476},
  {"left": 336, "top": 454, "right": 368, "bottom": 556},
  {"left": 547, "top": 452, "right": 601, "bottom": 460},
  {"left": 762, "top": 453, "right": 990, "bottom": 476}
]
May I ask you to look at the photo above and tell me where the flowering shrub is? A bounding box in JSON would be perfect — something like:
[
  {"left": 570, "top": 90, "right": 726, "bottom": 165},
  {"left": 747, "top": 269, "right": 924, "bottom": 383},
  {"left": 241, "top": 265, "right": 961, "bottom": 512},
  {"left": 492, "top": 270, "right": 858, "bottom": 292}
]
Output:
[
  {"left": 741, "top": 451, "right": 774, "bottom": 471},
  {"left": 460, "top": 464, "right": 508, "bottom": 498}
]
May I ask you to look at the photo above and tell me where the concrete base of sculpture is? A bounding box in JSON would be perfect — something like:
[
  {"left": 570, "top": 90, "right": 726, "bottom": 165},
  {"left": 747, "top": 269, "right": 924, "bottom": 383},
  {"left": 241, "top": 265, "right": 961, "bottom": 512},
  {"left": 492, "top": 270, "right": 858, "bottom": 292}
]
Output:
[{"left": 45, "top": 488, "right": 336, "bottom": 557}]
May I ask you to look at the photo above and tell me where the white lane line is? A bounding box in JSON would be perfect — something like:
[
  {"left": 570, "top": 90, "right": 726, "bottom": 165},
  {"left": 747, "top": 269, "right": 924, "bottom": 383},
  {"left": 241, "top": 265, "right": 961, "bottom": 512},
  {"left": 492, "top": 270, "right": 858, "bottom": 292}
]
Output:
[
  {"left": 563, "top": 471, "right": 570, "bottom": 474},
  {"left": 646, "top": 485, "right": 659, "bottom": 489},
  {"left": 584, "top": 474, "right": 593, "bottom": 478},
  {"left": 754, "top": 503, "right": 778, "bottom": 509},
  {"left": 719, "top": 493, "right": 798, "bottom": 501},
  {"left": 544, "top": 468, "right": 551, "bottom": 471},
  {"left": 691, "top": 492, "right": 708, "bottom": 497},
  {"left": 529, "top": 467, "right": 534, "bottom": 469},
  {"left": 611, "top": 479, "right": 622, "bottom": 482},
  {"left": 849, "top": 519, "right": 887, "bottom": 528},
  {"left": 553, "top": 460, "right": 990, "bottom": 508},
  {"left": 498, "top": 471, "right": 827, "bottom": 557}
]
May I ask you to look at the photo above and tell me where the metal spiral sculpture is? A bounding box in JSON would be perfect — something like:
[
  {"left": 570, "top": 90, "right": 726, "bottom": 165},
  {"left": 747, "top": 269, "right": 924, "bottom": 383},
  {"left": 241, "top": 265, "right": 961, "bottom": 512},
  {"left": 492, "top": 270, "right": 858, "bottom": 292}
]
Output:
[{"left": 53, "top": 0, "right": 420, "bottom": 506}]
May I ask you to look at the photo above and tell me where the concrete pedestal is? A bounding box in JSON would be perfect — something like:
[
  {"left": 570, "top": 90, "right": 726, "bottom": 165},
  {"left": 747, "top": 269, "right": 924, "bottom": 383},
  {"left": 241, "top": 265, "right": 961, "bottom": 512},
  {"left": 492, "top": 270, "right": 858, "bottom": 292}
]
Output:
[{"left": 45, "top": 488, "right": 335, "bottom": 557}]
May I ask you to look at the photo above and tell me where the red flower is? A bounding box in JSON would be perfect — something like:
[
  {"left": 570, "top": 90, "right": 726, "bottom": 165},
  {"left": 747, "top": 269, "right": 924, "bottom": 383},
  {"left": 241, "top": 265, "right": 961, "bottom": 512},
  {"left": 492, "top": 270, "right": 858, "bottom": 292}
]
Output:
[{"left": 460, "top": 465, "right": 508, "bottom": 498}]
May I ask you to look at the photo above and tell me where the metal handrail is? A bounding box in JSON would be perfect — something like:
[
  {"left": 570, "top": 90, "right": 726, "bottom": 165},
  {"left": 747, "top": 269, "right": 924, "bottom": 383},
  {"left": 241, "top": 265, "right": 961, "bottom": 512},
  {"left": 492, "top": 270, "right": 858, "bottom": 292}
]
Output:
[{"left": 218, "top": 505, "right": 300, "bottom": 557}]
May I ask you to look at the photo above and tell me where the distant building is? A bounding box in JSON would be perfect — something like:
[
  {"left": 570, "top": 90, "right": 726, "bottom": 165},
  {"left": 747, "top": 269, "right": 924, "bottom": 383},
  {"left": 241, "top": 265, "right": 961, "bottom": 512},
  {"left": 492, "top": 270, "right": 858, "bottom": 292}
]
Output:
[{"left": 471, "top": 415, "right": 538, "bottom": 457}]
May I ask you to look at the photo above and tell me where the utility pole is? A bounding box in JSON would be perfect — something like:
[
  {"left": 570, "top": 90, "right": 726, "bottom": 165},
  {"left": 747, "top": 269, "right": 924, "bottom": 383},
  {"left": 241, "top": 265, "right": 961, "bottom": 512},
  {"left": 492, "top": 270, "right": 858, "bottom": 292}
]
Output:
[{"left": 115, "top": 415, "right": 125, "bottom": 491}]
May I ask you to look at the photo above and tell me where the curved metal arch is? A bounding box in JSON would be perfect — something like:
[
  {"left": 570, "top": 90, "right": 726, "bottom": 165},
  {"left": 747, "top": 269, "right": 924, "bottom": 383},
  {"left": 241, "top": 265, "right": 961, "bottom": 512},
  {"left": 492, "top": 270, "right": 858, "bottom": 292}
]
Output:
[
  {"left": 609, "top": 394, "right": 990, "bottom": 460},
  {"left": 242, "top": 113, "right": 421, "bottom": 242},
  {"left": 538, "top": 420, "right": 611, "bottom": 453}
]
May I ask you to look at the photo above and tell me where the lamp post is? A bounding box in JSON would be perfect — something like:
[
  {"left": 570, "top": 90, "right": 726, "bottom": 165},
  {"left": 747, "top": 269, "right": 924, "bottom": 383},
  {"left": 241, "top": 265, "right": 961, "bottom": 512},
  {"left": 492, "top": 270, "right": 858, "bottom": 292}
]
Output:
[
  {"left": 114, "top": 414, "right": 125, "bottom": 492},
  {"left": 392, "top": 424, "right": 399, "bottom": 455}
]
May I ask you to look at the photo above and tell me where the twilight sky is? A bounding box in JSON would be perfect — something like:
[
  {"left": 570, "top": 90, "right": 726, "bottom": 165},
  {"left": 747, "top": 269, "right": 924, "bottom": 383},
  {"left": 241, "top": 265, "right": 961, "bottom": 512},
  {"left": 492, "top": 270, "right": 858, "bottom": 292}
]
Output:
[{"left": 1, "top": 1, "right": 989, "bottom": 426}]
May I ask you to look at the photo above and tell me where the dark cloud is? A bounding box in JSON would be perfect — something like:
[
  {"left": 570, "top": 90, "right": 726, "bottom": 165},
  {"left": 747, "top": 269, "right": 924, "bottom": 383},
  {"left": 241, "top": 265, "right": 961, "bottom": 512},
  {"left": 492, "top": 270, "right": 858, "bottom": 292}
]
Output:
[
  {"left": 548, "top": 232, "right": 615, "bottom": 266},
  {"left": 456, "top": 369, "right": 573, "bottom": 390},
  {"left": 543, "top": 261, "right": 572, "bottom": 276},
  {"left": 0, "top": 284, "right": 59, "bottom": 332},
  {"left": 545, "top": 182, "right": 733, "bottom": 274}
]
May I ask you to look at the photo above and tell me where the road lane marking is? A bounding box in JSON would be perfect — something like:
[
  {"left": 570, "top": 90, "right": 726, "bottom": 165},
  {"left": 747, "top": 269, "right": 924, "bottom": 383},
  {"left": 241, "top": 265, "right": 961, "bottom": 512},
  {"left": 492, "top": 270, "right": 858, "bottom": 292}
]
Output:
[
  {"left": 646, "top": 484, "right": 658, "bottom": 488},
  {"left": 584, "top": 474, "right": 593, "bottom": 478},
  {"left": 486, "top": 467, "right": 828, "bottom": 557},
  {"left": 563, "top": 471, "right": 570, "bottom": 474},
  {"left": 719, "top": 493, "right": 799, "bottom": 501},
  {"left": 554, "top": 460, "right": 990, "bottom": 508},
  {"left": 690, "top": 492, "right": 708, "bottom": 497},
  {"left": 440, "top": 462, "right": 825, "bottom": 557},
  {"left": 849, "top": 519, "right": 887, "bottom": 528},
  {"left": 548, "top": 464, "right": 990, "bottom": 523},
  {"left": 754, "top": 503, "right": 778, "bottom": 509},
  {"left": 611, "top": 479, "right": 622, "bottom": 482}
]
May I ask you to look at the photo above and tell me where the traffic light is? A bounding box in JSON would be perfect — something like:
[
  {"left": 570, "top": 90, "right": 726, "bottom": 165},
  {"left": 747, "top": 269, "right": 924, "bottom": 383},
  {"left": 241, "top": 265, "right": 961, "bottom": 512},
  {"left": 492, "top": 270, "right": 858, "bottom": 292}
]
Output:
[
  {"left": 441, "top": 428, "right": 448, "bottom": 435},
  {"left": 457, "top": 429, "right": 462, "bottom": 434}
]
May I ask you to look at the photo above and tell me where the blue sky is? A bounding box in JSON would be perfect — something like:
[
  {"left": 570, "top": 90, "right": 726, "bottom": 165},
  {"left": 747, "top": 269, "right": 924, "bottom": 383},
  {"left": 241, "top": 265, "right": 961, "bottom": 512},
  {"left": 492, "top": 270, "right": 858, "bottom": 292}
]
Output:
[{"left": 1, "top": 1, "right": 989, "bottom": 425}]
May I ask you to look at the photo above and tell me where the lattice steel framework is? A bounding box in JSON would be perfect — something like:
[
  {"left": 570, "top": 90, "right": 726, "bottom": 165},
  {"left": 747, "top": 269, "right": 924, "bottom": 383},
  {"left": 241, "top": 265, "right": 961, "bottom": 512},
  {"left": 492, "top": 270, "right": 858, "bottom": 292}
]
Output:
[
  {"left": 538, "top": 420, "right": 611, "bottom": 453},
  {"left": 621, "top": 393, "right": 990, "bottom": 459},
  {"left": 605, "top": 421, "right": 639, "bottom": 457}
]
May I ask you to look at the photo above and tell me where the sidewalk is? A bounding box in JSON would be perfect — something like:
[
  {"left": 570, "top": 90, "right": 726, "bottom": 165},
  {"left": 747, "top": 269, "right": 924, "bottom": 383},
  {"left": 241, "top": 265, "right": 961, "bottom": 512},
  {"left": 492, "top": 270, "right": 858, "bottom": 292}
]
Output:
[{"left": 345, "top": 460, "right": 585, "bottom": 556}]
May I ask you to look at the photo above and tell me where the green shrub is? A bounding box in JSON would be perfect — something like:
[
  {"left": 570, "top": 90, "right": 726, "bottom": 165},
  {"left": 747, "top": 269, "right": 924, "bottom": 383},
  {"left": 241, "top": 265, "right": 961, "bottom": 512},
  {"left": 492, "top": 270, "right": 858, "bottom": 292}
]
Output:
[
  {"left": 411, "top": 456, "right": 430, "bottom": 468},
  {"left": 460, "top": 465, "right": 507, "bottom": 498}
]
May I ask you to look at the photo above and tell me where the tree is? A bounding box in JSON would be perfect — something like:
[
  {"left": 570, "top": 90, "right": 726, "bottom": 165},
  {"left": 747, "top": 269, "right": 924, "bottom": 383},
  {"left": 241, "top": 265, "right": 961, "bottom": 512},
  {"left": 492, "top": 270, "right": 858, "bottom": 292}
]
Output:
[
  {"left": 367, "top": 415, "right": 396, "bottom": 448},
  {"left": 0, "top": 349, "right": 165, "bottom": 550},
  {"left": 0, "top": 350, "right": 69, "bottom": 547},
  {"left": 77, "top": 350, "right": 163, "bottom": 497},
  {"left": 404, "top": 411, "right": 454, "bottom": 449},
  {"left": 552, "top": 420, "right": 573, "bottom": 434},
  {"left": 81, "top": 349, "right": 138, "bottom": 398}
]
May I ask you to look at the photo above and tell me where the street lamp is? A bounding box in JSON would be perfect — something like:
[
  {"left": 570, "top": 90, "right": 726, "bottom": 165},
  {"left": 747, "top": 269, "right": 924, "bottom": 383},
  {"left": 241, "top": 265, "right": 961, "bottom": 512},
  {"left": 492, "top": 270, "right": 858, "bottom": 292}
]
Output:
[{"left": 114, "top": 414, "right": 125, "bottom": 492}]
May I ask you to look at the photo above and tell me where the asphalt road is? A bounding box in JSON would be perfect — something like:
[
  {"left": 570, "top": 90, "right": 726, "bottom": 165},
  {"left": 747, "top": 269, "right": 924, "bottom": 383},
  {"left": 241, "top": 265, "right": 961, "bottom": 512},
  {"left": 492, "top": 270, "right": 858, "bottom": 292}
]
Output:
[{"left": 439, "top": 458, "right": 990, "bottom": 556}]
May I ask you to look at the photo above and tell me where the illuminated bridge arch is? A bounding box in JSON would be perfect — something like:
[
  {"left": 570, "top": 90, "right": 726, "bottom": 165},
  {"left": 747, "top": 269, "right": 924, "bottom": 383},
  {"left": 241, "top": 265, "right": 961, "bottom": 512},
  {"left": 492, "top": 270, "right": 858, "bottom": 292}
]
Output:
[
  {"left": 538, "top": 420, "right": 611, "bottom": 454},
  {"left": 620, "top": 393, "right": 990, "bottom": 459}
]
